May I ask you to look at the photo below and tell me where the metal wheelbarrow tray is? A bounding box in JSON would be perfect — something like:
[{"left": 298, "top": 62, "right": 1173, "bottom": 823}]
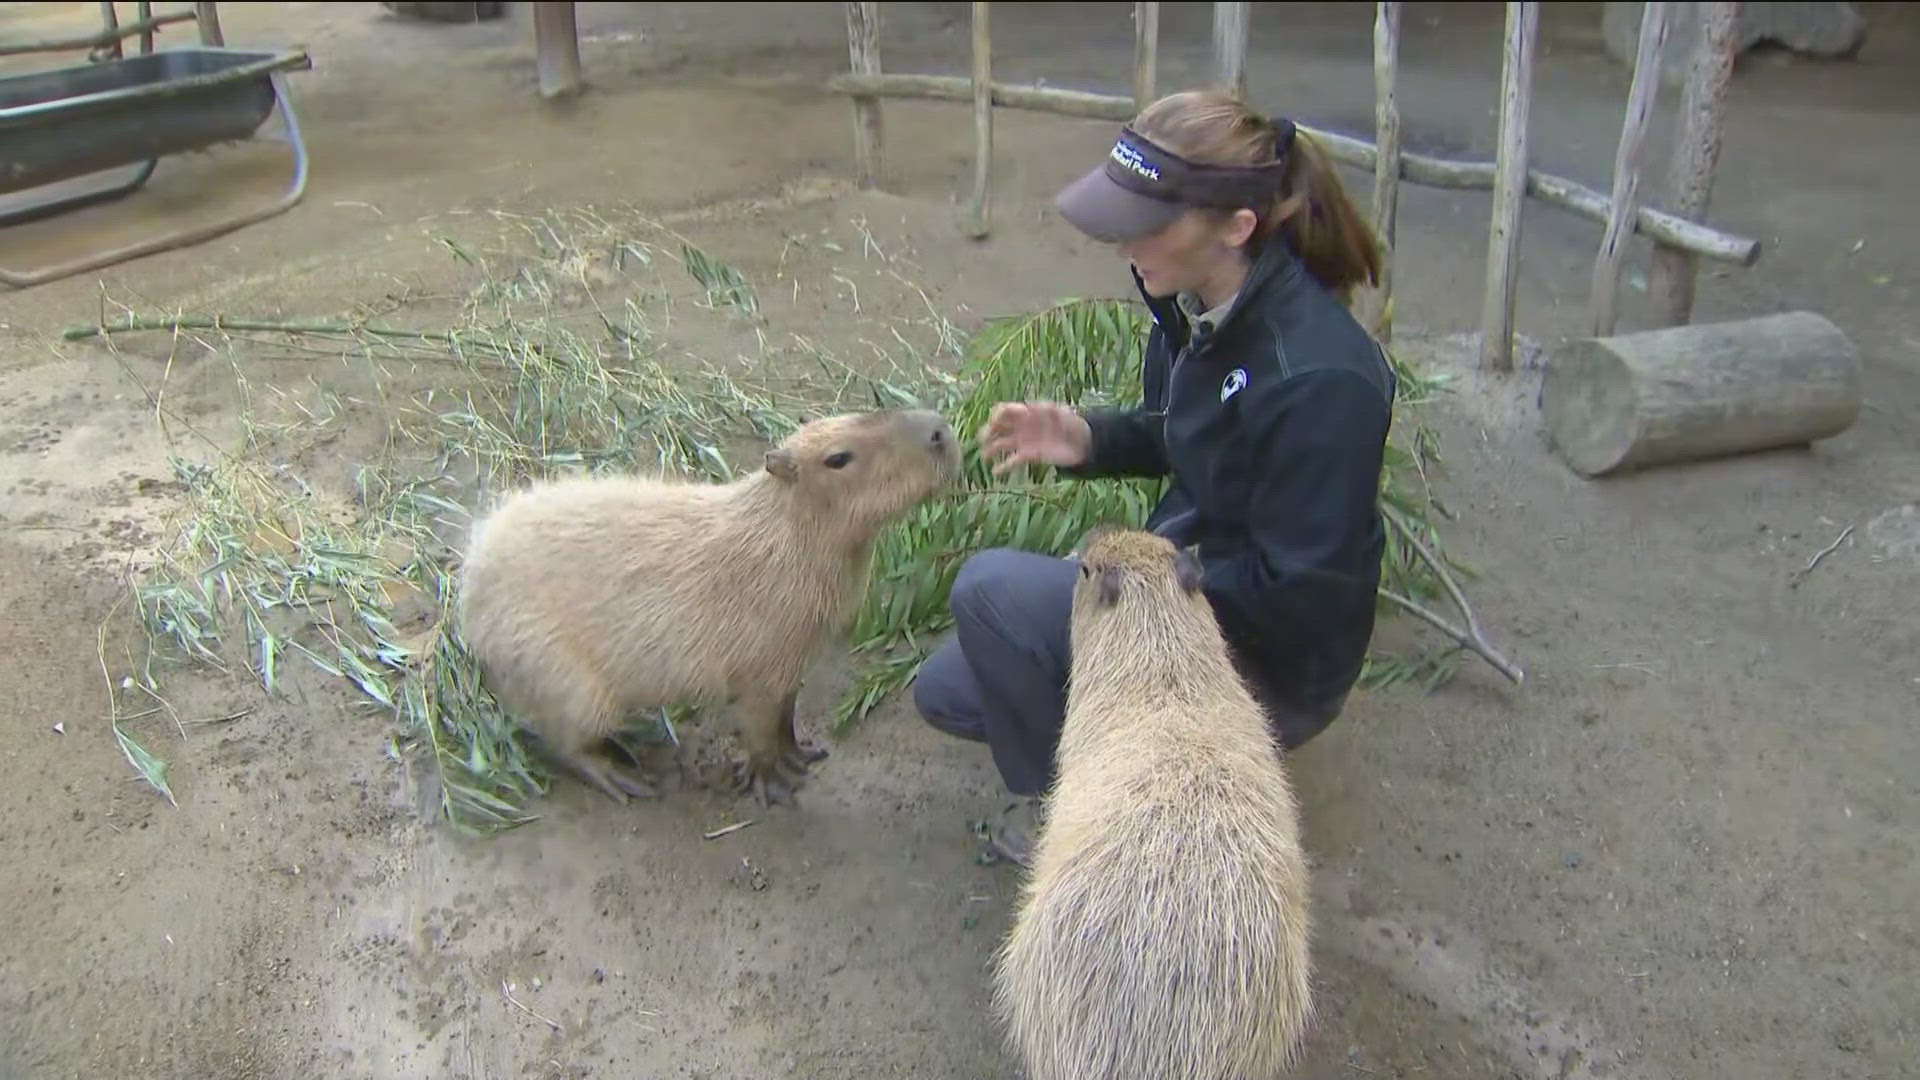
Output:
[{"left": 0, "top": 46, "right": 313, "bottom": 288}]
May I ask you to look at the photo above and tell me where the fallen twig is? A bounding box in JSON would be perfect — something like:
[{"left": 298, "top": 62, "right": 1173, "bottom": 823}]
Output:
[
  {"left": 702, "top": 819, "right": 756, "bottom": 841},
  {"left": 1380, "top": 505, "right": 1524, "bottom": 685},
  {"left": 1789, "top": 524, "right": 1854, "bottom": 588},
  {"left": 501, "top": 980, "right": 562, "bottom": 1032},
  {"left": 1378, "top": 590, "right": 1523, "bottom": 685}
]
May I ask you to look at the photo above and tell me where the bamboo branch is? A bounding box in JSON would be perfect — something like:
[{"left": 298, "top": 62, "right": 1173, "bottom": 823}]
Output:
[
  {"left": 1380, "top": 505, "right": 1524, "bottom": 685},
  {"left": 64, "top": 315, "right": 461, "bottom": 343}
]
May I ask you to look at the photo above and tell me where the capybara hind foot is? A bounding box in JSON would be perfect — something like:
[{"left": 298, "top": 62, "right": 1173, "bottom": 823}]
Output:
[
  {"left": 561, "top": 751, "right": 658, "bottom": 804},
  {"left": 732, "top": 753, "right": 800, "bottom": 808}
]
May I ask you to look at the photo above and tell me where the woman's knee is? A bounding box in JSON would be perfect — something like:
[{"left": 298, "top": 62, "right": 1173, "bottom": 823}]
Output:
[
  {"left": 949, "top": 546, "right": 1025, "bottom": 621},
  {"left": 911, "top": 636, "right": 990, "bottom": 742}
]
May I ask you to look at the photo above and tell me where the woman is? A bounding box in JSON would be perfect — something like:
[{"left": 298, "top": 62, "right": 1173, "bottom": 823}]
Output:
[{"left": 912, "top": 88, "right": 1397, "bottom": 867}]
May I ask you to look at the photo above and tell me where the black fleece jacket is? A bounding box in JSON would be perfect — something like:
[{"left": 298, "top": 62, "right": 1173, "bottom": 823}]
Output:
[{"left": 1063, "top": 236, "right": 1396, "bottom": 709}]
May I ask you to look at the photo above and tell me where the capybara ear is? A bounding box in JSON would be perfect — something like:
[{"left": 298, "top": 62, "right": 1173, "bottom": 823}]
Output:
[
  {"left": 1096, "top": 565, "right": 1124, "bottom": 607},
  {"left": 1174, "top": 545, "right": 1205, "bottom": 594},
  {"left": 764, "top": 447, "right": 799, "bottom": 481}
]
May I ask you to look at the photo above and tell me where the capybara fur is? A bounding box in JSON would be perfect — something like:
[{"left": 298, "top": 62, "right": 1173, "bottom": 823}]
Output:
[
  {"left": 455, "top": 409, "right": 961, "bottom": 806},
  {"left": 991, "top": 527, "right": 1314, "bottom": 1080}
]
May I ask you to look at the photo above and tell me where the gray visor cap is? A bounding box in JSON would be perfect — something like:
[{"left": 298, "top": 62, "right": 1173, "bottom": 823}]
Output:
[{"left": 1055, "top": 123, "right": 1294, "bottom": 244}]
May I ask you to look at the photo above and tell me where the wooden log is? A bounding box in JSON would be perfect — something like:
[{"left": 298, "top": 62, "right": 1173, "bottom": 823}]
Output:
[
  {"left": 846, "top": 2, "right": 884, "bottom": 190},
  {"left": 137, "top": 1, "right": 154, "bottom": 54},
  {"left": 195, "top": 1, "right": 224, "bottom": 47},
  {"left": 965, "top": 2, "right": 992, "bottom": 239},
  {"left": 1588, "top": 0, "right": 1668, "bottom": 337},
  {"left": 532, "top": 1, "right": 582, "bottom": 100},
  {"left": 1540, "top": 311, "right": 1863, "bottom": 478},
  {"left": 1212, "top": 2, "right": 1250, "bottom": 99},
  {"left": 1369, "top": 2, "right": 1403, "bottom": 342},
  {"left": 1480, "top": 2, "right": 1539, "bottom": 373},
  {"left": 1648, "top": 1, "right": 1738, "bottom": 327},
  {"left": 1132, "top": 2, "right": 1159, "bottom": 109},
  {"left": 819, "top": 72, "right": 1761, "bottom": 264}
]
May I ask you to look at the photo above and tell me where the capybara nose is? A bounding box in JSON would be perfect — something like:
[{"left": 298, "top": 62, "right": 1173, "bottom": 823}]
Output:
[{"left": 903, "top": 408, "right": 954, "bottom": 448}]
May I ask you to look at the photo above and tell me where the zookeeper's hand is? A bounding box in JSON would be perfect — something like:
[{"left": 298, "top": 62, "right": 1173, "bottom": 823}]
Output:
[{"left": 978, "top": 401, "right": 1093, "bottom": 475}]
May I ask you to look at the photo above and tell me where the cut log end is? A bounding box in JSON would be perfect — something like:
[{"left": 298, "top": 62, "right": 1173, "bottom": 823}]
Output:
[
  {"left": 1542, "top": 343, "right": 1639, "bottom": 476},
  {"left": 1542, "top": 311, "right": 1862, "bottom": 478}
]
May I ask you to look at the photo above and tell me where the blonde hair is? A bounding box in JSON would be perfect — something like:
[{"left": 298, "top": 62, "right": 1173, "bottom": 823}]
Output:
[{"left": 1133, "top": 89, "right": 1382, "bottom": 304}]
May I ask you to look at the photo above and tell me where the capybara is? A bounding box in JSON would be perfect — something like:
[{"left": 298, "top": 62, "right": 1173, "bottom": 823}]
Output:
[
  {"left": 455, "top": 409, "right": 961, "bottom": 806},
  {"left": 991, "top": 527, "right": 1314, "bottom": 1080}
]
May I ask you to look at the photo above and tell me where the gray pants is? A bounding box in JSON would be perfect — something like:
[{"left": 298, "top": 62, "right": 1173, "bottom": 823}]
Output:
[{"left": 911, "top": 547, "right": 1345, "bottom": 797}]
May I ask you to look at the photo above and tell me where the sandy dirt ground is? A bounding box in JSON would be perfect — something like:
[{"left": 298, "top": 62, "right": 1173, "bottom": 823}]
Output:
[{"left": 2, "top": 2, "right": 1917, "bottom": 1078}]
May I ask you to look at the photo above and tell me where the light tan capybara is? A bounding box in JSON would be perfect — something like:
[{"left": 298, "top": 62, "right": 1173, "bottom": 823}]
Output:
[
  {"left": 455, "top": 409, "right": 961, "bottom": 806},
  {"left": 991, "top": 527, "right": 1314, "bottom": 1080}
]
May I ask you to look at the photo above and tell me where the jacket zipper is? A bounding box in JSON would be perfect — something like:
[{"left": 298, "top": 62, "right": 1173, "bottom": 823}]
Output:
[
  {"left": 1161, "top": 345, "right": 1183, "bottom": 447},
  {"left": 1162, "top": 326, "right": 1204, "bottom": 455}
]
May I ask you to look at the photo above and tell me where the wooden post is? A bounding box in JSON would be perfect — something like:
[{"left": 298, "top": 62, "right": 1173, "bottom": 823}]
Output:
[
  {"left": 1479, "top": 1, "right": 1539, "bottom": 373},
  {"left": 95, "top": 2, "right": 124, "bottom": 59},
  {"left": 965, "top": 2, "right": 993, "bottom": 239},
  {"left": 1369, "top": 2, "right": 1403, "bottom": 342},
  {"left": 1132, "top": 2, "right": 1159, "bottom": 109},
  {"left": 846, "top": 2, "right": 884, "bottom": 190},
  {"left": 195, "top": 1, "right": 223, "bottom": 46},
  {"left": 136, "top": 0, "right": 153, "bottom": 53},
  {"left": 1212, "top": 2, "right": 1250, "bottom": 100},
  {"left": 1648, "top": 1, "right": 1737, "bottom": 328},
  {"left": 532, "top": 2, "right": 583, "bottom": 100},
  {"left": 1588, "top": 1, "right": 1668, "bottom": 338}
]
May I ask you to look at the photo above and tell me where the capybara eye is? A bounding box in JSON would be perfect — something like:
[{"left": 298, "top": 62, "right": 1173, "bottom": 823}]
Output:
[{"left": 824, "top": 451, "right": 854, "bottom": 469}]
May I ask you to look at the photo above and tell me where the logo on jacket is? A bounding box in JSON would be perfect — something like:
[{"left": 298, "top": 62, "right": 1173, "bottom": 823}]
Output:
[{"left": 1220, "top": 367, "right": 1249, "bottom": 402}]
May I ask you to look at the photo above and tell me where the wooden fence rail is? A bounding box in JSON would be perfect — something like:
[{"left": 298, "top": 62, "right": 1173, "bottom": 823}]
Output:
[{"left": 829, "top": 2, "right": 1753, "bottom": 367}]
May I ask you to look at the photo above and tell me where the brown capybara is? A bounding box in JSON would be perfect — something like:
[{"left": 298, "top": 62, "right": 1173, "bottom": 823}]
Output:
[
  {"left": 991, "top": 527, "right": 1314, "bottom": 1080},
  {"left": 455, "top": 409, "right": 961, "bottom": 806}
]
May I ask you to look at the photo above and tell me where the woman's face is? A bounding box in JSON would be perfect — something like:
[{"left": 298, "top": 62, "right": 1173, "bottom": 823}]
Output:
[{"left": 1117, "top": 207, "right": 1257, "bottom": 298}]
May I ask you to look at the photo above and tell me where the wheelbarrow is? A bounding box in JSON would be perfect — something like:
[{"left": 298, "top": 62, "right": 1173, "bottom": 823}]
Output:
[{"left": 0, "top": 46, "right": 313, "bottom": 289}]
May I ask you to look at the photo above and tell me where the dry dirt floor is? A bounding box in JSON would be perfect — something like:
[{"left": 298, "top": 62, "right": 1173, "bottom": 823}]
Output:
[{"left": 2, "top": 2, "right": 1917, "bottom": 1079}]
